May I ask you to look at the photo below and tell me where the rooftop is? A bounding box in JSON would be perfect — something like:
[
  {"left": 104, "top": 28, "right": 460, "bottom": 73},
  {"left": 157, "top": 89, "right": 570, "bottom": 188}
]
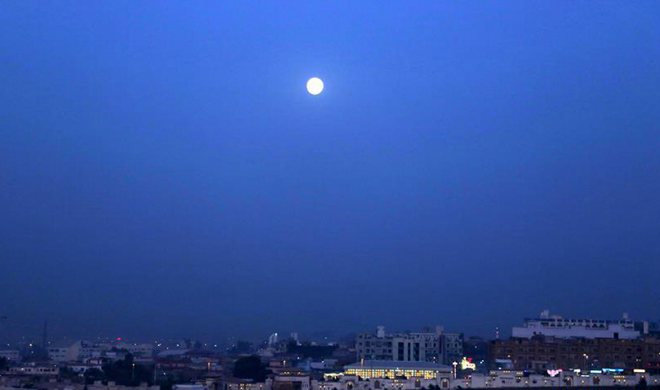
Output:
[{"left": 345, "top": 360, "right": 449, "bottom": 370}]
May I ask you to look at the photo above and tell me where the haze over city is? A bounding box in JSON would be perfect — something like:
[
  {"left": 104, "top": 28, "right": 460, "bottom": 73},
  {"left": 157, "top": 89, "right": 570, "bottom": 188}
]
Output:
[{"left": 1, "top": 1, "right": 659, "bottom": 346}]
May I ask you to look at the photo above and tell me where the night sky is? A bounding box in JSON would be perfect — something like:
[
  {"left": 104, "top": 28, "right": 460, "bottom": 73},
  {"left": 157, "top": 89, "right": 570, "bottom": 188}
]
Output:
[{"left": 1, "top": 2, "right": 659, "bottom": 342}]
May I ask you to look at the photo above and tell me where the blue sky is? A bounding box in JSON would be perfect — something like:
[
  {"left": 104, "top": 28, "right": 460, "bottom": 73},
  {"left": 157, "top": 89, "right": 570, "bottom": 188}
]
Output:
[{"left": 1, "top": 1, "right": 659, "bottom": 342}]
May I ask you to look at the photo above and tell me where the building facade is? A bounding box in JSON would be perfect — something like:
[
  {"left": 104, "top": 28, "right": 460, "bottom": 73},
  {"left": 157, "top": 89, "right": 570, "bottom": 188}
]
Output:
[
  {"left": 489, "top": 336, "right": 660, "bottom": 372},
  {"left": 439, "top": 333, "right": 463, "bottom": 365},
  {"left": 47, "top": 346, "right": 73, "bottom": 362},
  {"left": 356, "top": 327, "right": 441, "bottom": 363},
  {"left": 512, "top": 310, "right": 640, "bottom": 340},
  {"left": 0, "top": 350, "right": 20, "bottom": 361},
  {"left": 343, "top": 360, "right": 451, "bottom": 380}
]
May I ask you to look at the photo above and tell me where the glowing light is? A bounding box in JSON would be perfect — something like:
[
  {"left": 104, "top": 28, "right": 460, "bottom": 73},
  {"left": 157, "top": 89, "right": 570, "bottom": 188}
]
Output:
[
  {"left": 547, "top": 369, "right": 562, "bottom": 377},
  {"left": 460, "top": 357, "right": 476, "bottom": 371},
  {"left": 306, "top": 77, "right": 324, "bottom": 95}
]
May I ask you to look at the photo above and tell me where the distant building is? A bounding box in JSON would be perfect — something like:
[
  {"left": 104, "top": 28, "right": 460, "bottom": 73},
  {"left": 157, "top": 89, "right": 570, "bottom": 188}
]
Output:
[
  {"left": 344, "top": 360, "right": 451, "bottom": 379},
  {"left": 489, "top": 335, "right": 660, "bottom": 372},
  {"left": 0, "top": 350, "right": 20, "bottom": 361},
  {"left": 268, "top": 333, "right": 279, "bottom": 347},
  {"left": 87, "top": 381, "right": 159, "bottom": 390},
  {"left": 48, "top": 346, "right": 73, "bottom": 362},
  {"left": 73, "top": 340, "right": 104, "bottom": 361},
  {"left": 355, "top": 326, "right": 442, "bottom": 362},
  {"left": 512, "top": 310, "right": 640, "bottom": 340},
  {"left": 48, "top": 340, "right": 105, "bottom": 362},
  {"left": 224, "top": 379, "right": 272, "bottom": 390},
  {"left": 440, "top": 333, "right": 463, "bottom": 365},
  {"left": 222, "top": 364, "right": 660, "bottom": 390},
  {"left": 462, "top": 336, "right": 488, "bottom": 372},
  {"left": 273, "top": 372, "right": 312, "bottom": 390},
  {"left": 173, "top": 385, "right": 206, "bottom": 390},
  {"left": 9, "top": 365, "right": 59, "bottom": 376},
  {"left": 115, "top": 342, "right": 154, "bottom": 357},
  {"left": 69, "top": 364, "right": 103, "bottom": 374},
  {"left": 634, "top": 320, "right": 660, "bottom": 337}
]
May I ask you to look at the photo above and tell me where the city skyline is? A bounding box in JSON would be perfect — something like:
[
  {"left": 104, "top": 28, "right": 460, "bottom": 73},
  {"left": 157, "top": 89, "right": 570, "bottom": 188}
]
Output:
[{"left": 1, "top": 310, "right": 658, "bottom": 347}]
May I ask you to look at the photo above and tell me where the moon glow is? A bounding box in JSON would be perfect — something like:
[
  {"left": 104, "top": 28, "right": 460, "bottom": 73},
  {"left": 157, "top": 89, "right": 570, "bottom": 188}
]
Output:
[{"left": 306, "top": 77, "right": 324, "bottom": 95}]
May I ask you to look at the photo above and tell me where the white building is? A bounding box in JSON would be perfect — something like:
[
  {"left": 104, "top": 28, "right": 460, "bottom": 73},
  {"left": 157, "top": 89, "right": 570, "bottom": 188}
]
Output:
[
  {"left": 48, "top": 340, "right": 108, "bottom": 362},
  {"left": 356, "top": 327, "right": 442, "bottom": 362},
  {"left": 512, "top": 310, "right": 640, "bottom": 340},
  {"left": 344, "top": 360, "right": 451, "bottom": 379}
]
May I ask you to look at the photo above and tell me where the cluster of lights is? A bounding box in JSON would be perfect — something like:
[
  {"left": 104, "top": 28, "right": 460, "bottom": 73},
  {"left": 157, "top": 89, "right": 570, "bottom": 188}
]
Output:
[{"left": 345, "top": 368, "right": 438, "bottom": 380}]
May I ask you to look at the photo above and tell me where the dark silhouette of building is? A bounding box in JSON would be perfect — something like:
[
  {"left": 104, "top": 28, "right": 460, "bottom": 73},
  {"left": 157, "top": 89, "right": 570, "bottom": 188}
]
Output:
[{"left": 489, "top": 336, "right": 660, "bottom": 373}]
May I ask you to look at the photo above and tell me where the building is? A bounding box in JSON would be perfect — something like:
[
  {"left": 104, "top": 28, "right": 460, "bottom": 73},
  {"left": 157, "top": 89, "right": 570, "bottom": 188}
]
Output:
[
  {"left": 343, "top": 360, "right": 451, "bottom": 379},
  {"left": 439, "top": 333, "right": 463, "bottom": 365},
  {"left": 635, "top": 320, "right": 660, "bottom": 337},
  {"left": 0, "top": 350, "right": 20, "bottom": 361},
  {"left": 87, "top": 381, "right": 160, "bottom": 390},
  {"left": 489, "top": 335, "right": 660, "bottom": 372},
  {"left": 322, "top": 369, "right": 454, "bottom": 390},
  {"left": 224, "top": 379, "right": 272, "bottom": 390},
  {"left": 9, "top": 365, "right": 59, "bottom": 376},
  {"left": 355, "top": 326, "right": 441, "bottom": 363},
  {"left": 48, "top": 340, "right": 106, "bottom": 362},
  {"left": 462, "top": 337, "right": 488, "bottom": 372},
  {"left": 48, "top": 345, "right": 73, "bottom": 362},
  {"left": 512, "top": 310, "right": 640, "bottom": 340},
  {"left": 222, "top": 365, "right": 660, "bottom": 390},
  {"left": 273, "top": 372, "right": 312, "bottom": 390},
  {"left": 115, "top": 342, "right": 154, "bottom": 357},
  {"left": 465, "top": 371, "right": 659, "bottom": 388}
]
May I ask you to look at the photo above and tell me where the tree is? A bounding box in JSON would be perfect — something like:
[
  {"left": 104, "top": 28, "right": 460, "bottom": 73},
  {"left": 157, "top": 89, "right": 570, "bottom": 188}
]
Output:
[
  {"left": 58, "top": 367, "right": 80, "bottom": 381},
  {"left": 233, "top": 355, "right": 269, "bottom": 382},
  {"left": 84, "top": 368, "right": 105, "bottom": 384},
  {"left": 102, "top": 354, "right": 153, "bottom": 386},
  {"left": 637, "top": 376, "right": 647, "bottom": 389},
  {"left": 0, "top": 357, "right": 8, "bottom": 371}
]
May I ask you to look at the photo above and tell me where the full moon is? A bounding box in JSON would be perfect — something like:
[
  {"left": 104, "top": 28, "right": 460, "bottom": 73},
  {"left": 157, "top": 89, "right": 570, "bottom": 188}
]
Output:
[{"left": 306, "top": 77, "right": 324, "bottom": 95}]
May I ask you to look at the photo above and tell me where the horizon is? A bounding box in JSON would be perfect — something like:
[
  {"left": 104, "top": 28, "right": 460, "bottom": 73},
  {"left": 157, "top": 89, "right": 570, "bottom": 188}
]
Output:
[{"left": 2, "top": 309, "right": 658, "bottom": 346}]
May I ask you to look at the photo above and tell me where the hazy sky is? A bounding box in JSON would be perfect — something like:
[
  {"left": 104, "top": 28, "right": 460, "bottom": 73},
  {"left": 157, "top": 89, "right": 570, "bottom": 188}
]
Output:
[{"left": 1, "top": 1, "right": 659, "bottom": 343}]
